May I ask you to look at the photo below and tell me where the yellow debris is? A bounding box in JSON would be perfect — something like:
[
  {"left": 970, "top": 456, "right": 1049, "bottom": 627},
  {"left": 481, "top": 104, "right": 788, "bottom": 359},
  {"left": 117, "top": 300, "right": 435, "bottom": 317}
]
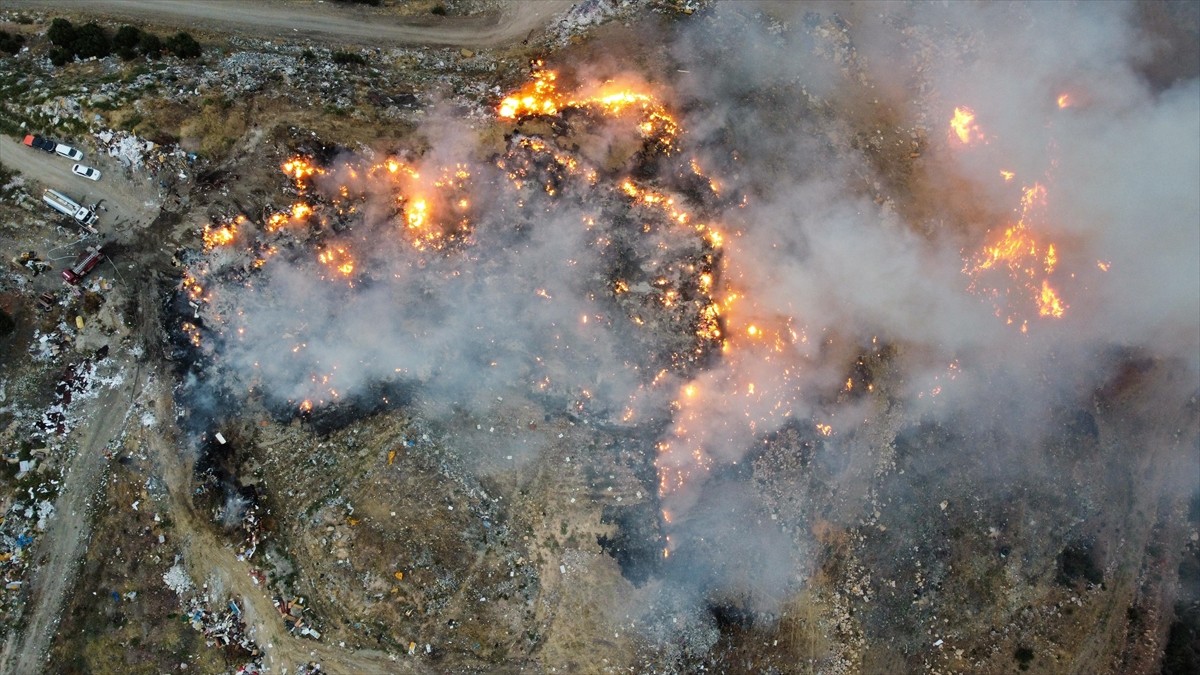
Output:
[
  {"left": 348, "top": 518, "right": 359, "bottom": 526},
  {"left": 394, "top": 571, "right": 404, "bottom": 580},
  {"left": 387, "top": 450, "right": 396, "bottom": 465},
  {"left": 75, "top": 315, "right": 85, "bottom": 329}
]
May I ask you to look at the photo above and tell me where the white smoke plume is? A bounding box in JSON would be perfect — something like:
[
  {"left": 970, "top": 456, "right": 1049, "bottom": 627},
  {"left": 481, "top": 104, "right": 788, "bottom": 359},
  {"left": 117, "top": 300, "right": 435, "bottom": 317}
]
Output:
[{"left": 180, "top": 0, "right": 1198, "bottom": 659}]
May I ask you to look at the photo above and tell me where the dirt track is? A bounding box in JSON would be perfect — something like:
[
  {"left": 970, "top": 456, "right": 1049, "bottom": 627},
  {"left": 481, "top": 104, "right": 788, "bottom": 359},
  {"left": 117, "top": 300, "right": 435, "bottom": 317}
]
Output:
[
  {"left": 0, "top": 134, "right": 160, "bottom": 234},
  {"left": 0, "top": 3, "right": 576, "bottom": 671},
  {"left": 0, "top": 358, "right": 144, "bottom": 675},
  {"left": 5, "top": 0, "right": 575, "bottom": 48}
]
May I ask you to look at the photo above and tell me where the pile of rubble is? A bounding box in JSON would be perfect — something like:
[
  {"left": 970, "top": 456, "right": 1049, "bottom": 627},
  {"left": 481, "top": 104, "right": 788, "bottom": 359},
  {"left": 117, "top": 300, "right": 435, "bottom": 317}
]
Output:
[
  {"left": 0, "top": 482, "right": 57, "bottom": 628},
  {"left": 274, "top": 595, "right": 321, "bottom": 640}
]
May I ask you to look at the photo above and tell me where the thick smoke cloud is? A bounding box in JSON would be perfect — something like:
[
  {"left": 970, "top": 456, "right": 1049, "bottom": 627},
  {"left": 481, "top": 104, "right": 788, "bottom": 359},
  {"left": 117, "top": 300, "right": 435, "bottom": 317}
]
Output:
[{"left": 187, "top": 0, "right": 1198, "bottom": 657}]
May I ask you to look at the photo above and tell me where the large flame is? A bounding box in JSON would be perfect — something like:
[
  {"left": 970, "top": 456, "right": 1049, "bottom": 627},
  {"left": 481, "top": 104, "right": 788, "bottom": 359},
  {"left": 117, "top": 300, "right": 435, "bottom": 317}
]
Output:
[{"left": 952, "top": 107, "right": 1069, "bottom": 329}]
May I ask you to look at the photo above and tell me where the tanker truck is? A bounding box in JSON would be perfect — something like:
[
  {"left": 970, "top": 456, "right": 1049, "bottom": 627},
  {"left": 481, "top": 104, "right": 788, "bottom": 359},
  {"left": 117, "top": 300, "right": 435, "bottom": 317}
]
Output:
[{"left": 42, "top": 189, "right": 99, "bottom": 233}]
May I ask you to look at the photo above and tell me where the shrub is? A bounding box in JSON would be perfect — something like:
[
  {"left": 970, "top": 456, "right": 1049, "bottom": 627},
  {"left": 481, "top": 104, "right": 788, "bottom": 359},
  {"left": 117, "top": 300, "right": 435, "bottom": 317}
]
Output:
[
  {"left": 114, "top": 25, "right": 142, "bottom": 49},
  {"left": 166, "top": 32, "right": 201, "bottom": 59},
  {"left": 49, "top": 46, "right": 72, "bottom": 67},
  {"left": 47, "top": 18, "right": 76, "bottom": 47},
  {"left": 73, "top": 22, "right": 112, "bottom": 59},
  {"left": 431, "top": 5, "right": 448, "bottom": 15},
  {"left": 0, "top": 31, "right": 26, "bottom": 55},
  {"left": 138, "top": 32, "right": 163, "bottom": 58},
  {"left": 332, "top": 50, "right": 366, "bottom": 66}
]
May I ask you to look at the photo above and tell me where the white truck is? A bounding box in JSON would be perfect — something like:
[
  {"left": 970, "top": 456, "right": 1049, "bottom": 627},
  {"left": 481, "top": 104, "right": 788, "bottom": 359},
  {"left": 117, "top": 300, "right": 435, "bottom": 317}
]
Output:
[{"left": 42, "top": 189, "right": 99, "bottom": 233}]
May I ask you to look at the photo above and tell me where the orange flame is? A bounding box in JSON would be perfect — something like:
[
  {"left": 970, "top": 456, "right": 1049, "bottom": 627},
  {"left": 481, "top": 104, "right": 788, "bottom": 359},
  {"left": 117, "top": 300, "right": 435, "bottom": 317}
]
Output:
[
  {"left": 966, "top": 182, "right": 1067, "bottom": 325},
  {"left": 949, "top": 106, "right": 984, "bottom": 144}
]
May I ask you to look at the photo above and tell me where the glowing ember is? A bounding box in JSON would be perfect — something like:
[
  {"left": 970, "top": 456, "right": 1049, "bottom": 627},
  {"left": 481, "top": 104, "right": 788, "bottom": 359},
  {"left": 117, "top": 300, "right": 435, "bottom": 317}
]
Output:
[{"left": 1057, "top": 93, "right": 1072, "bottom": 109}]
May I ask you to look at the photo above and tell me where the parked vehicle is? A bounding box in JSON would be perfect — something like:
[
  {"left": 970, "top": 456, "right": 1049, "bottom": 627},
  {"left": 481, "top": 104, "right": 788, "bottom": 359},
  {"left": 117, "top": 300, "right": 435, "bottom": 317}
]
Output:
[
  {"left": 22, "top": 134, "right": 56, "bottom": 153},
  {"left": 42, "top": 189, "right": 99, "bottom": 233},
  {"left": 71, "top": 164, "right": 101, "bottom": 181},
  {"left": 55, "top": 144, "right": 83, "bottom": 161},
  {"left": 62, "top": 247, "right": 105, "bottom": 285}
]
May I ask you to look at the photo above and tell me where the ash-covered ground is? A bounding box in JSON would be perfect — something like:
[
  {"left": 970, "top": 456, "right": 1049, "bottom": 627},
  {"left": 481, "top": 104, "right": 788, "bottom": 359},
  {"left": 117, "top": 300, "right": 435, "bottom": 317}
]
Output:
[{"left": 1, "top": 2, "right": 1197, "bottom": 674}]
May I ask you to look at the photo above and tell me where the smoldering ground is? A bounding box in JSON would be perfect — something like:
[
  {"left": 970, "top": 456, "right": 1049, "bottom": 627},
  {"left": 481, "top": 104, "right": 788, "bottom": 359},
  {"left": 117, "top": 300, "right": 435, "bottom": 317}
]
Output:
[
  {"left": 177, "top": 0, "right": 1198, "bottom": 665},
  {"left": 641, "top": 0, "right": 1198, "bottom": 662}
]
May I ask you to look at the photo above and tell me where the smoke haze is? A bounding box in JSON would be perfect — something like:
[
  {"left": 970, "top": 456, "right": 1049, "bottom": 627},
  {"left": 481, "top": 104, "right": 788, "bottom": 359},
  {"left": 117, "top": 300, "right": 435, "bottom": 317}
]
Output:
[{"left": 183, "top": 0, "right": 1199, "bottom": 658}]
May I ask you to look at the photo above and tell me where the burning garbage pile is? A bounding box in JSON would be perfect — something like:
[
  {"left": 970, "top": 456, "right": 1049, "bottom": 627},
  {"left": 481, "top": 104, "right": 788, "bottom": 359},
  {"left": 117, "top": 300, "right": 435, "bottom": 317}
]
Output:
[{"left": 172, "top": 63, "right": 731, "bottom": 436}]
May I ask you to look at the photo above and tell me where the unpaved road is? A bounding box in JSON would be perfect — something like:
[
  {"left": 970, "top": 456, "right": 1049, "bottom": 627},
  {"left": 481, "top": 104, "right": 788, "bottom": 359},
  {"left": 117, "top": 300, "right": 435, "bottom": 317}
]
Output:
[
  {"left": 6, "top": 0, "right": 575, "bottom": 48},
  {"left": 144, "top": 385, "right": 427, "bottom": 674},
  {"left": 0, "top": 2, "right": 577, "bottom": 671},
  {"left": 0, "top": 357, "right": 144, "bottom": 675},
  {"left": 0, "top": 134, "right": 160, "bottom": 234}
]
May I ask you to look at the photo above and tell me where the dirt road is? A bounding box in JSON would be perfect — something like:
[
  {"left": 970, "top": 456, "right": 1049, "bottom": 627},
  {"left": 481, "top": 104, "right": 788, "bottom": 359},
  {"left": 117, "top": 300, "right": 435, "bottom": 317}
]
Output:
[
  {"left": 140, "top": 383, "right": 427, "bottom": 674},
  {"left": 6, "top": 0, "right": 575, "bottom": 48},
  {"left": 0, "top": 134, "right": 160, "bottom": 235},
  {"left": 0, "top": 357, "right": 145, "bottom": 675}
]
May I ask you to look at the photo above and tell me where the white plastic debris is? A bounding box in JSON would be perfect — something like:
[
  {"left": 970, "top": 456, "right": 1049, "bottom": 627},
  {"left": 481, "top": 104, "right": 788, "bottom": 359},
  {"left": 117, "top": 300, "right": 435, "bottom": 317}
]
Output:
[{"left": 215, "top": 432, "right": 227, "bottom": 444}]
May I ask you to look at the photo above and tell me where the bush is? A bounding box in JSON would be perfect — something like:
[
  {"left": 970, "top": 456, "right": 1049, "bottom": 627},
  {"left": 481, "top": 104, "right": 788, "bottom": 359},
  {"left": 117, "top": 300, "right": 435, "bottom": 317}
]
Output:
[
  {"left": 73, "top": 22, "right": 112, "bottom": 59},
  {"left": 138, "top": 32, "right": 163, "bottom": 58},
  {"left": 165, "top": 32, "right": 201, "bottom": 58},
  {"left": 45, "top": 18, "right": 114, "bottom": 62},
  {"left": 0, "top": 31, "right": 26, "bottom": 55},
  {"left": 114, "top": 25, "right": 142, "bottom": 49},
  {"left": 332, "top": 50, "right": 366, "bottom": 66},
  {"left": 48, "top": 46, "right": 72, "bottom": 67},
  {"left": 431, "top": 5, "right": 448, "bottom": 15},
  {"left": 46, "top": 18, "right": 76, "bottom": 48}
]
